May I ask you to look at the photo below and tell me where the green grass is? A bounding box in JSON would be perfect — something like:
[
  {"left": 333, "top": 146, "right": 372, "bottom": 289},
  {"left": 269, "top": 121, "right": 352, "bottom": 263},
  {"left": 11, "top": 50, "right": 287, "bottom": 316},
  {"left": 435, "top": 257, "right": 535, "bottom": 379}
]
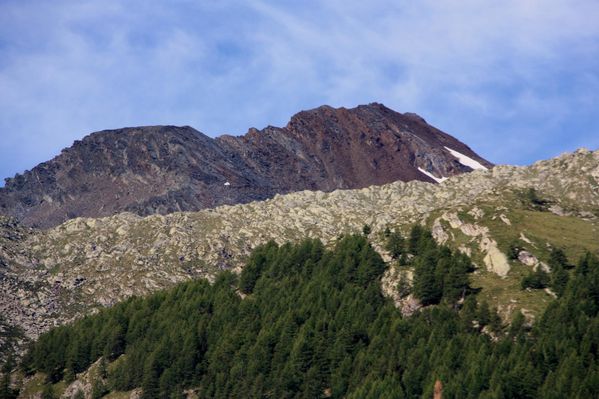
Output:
[
  {"left": 468, "top": 205, "right": 599, "bottom": 318},
  {"left": 481, "top": 207, "right": 599, "bottom": 263},
  {"left": 19, "top": 372, "right": 68, "bottom": 398},
  {"left": 471, "top": 264, "right": 552, "bottom": 319},
  {"left": 414, "top": 203, "right": 599, "bottom": 320},
  {"left": 19, "top": 372, "right": 47, "bottom": 397},
  {"left": 104, "top": 390, "right": 136, "bottom": 398},
  {"left": 516, "top": 210, "right": 599, "bottom": 258}
]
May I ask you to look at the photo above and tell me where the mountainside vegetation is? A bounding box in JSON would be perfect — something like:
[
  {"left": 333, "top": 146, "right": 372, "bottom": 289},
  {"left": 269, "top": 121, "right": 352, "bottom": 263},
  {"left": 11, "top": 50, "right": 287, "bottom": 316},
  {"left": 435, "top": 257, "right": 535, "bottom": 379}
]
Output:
[
  {"left": 2, "top": 148, "right": 597, "bottom": 352},
  {"left": 15, "top": 231, "right": 599, "bottom": 398}
]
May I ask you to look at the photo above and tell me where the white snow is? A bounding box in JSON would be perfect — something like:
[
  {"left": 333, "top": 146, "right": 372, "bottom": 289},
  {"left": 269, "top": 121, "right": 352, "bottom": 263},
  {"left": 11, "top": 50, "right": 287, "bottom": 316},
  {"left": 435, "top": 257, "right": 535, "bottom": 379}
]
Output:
[
  {"left": 444, "top": 147, "right": 488, "bottom": 170},
  {"left": 417, "top": 167, "right": 447, "bottom": 183}
]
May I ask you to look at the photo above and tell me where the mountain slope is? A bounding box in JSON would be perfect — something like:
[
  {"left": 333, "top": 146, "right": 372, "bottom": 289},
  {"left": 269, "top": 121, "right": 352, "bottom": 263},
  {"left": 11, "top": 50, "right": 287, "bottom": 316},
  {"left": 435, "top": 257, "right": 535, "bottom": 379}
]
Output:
[
  {"left": 0, "top": 103, "right": 491, "bottom": 228},
  {"left": 0, "top": 149, "right": 596, "bottom": 346},
  {"left": 18, "top": 234, "right": 599, "bottom": 398}
]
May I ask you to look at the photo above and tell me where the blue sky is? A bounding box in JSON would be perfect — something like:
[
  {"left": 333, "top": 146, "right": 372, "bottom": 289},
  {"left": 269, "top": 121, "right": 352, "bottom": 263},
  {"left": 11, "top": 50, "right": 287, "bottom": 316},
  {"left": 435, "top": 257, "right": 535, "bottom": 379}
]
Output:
[{"left": 1, "top": 0, "right": 599, "bottom": 183}]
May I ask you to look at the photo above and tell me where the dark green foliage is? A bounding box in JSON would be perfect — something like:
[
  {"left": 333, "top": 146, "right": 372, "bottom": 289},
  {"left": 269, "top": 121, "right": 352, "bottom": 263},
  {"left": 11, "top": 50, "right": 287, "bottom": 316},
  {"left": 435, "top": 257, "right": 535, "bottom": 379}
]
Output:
[
  {"left": 408, "top": 224, "right": 424, "bottom": 254},
  {"left": 0, "top": 374, "right": 17, "bottom": 399},
  {"left": 520, "top": 249, "right": 571, "bottom": 294},
  {"left": 508, "top": 240, "right": 522, "bottom": 261},
  {"left": 411, "top": 228, "right": 473, "bottom": 306},
  {"left": 383, "top": 230, "right": 404, "bottom": 259},
  {"left": 478, "top": 301, "right": 491, "bottom": 327},
  {"left": 91, "top": 378, "right": 108, "bottom": 399},
  {"left": 41, "top": 384, "right": 55, "bottom": 399},
  {"left": 489, "top": 313, "right": 503, "bottom": 335},
  {"left": 521, "top": 268, "right": 550, "bottom": 290},
  {"left": 547, "top": 248, "right": 571, "bottom": 297},
  {"left": 0, "top": 356, "right": 17, "bottom": 399},
  {"left": 413, "top": 251, "right": 442, "bottom": 305},
  {"left": 509, "top": 311, "right": 526, "bottom": 338},
  {"left": 238, "top": 241, "right": 277, "bottom": 294},
  {"left": 550, "top": 266, "right": 569, "bottom": 297},
  {"left": 22, "top": 237, "right": 599, "bottom": 398},
  {"left": 362, "top": 224, "right": 371, "bottom": 236},
  {"left": 548, "top": 248, "right": 570, "bottom": 270},
  {"left": 522, "top": 188, "right": 549, "bottom": 210}
]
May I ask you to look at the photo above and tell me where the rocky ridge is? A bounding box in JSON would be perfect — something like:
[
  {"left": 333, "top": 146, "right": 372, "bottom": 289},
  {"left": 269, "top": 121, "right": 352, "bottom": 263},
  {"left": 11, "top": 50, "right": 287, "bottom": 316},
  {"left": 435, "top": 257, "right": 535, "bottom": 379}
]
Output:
[
  {"left": 0, "top": 103, "right": 491, "bottom": 228},
  {"left": 0, "top": 149, "right": 597, "bottom": 349}
]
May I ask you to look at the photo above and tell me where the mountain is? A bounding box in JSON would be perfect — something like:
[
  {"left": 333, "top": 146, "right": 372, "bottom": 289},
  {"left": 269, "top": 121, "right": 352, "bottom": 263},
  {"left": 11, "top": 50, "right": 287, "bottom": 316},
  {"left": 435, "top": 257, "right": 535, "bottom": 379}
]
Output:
[
  {"left": 1, "top": 149, "right": 596, "bottom": 347},
  {"left": 2, "top": 148, "right": 598, "bottom": 398},
  {"left": 0, "top": 103, "right": 491, "bottom": 228},
  {"left": 19, "top": 235, "right": 599, "bottom": 398}
]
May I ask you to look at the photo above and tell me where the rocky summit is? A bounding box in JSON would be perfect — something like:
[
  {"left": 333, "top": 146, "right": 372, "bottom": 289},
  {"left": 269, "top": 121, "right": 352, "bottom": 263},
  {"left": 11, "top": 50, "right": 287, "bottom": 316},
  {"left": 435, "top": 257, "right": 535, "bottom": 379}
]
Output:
[{"left": 0, "top": 103, "right": 490, "bottom": 228}]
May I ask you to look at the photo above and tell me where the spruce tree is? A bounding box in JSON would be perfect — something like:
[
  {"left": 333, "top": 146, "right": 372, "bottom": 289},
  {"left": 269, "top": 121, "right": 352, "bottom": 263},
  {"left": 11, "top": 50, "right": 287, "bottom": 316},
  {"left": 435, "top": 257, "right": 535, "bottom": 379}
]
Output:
[
  {"left": 478, "top": 301, "right": 491, "bottom": 327},
  {"left": 551, "top": 266, "right": 569, "bottom": 297},
  {"left": 408, "top": 225, "right": 423, "bottom": 255},
  {"left": 384, "top": 231, "right": 405, "bottom": 259},
  {"left": 413, "top": 253, "right": 442, "bottom": 305}
]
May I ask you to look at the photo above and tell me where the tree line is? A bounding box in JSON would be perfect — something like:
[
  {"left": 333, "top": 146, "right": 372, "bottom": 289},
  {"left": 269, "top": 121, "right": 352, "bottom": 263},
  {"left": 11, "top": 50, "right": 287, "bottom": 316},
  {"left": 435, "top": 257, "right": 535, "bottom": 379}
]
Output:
[{"left": 12, "top": 227, "right": 599, "bottom": 398}]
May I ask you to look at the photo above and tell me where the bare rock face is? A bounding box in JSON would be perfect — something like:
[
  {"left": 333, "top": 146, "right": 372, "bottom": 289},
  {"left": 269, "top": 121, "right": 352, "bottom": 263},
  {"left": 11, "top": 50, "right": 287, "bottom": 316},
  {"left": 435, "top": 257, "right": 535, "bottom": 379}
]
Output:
[
  {"left": 436, "top": 211, "right": 511, "bottom": 277},
  {"left": 0, "top": 103, "right": 491, "bottom": 228},
  {"left": 434, "top": 380, "right": 443, "bottom": 399},
  {"left": 518, "top": 250, "right": 538, "bottom": 267}
]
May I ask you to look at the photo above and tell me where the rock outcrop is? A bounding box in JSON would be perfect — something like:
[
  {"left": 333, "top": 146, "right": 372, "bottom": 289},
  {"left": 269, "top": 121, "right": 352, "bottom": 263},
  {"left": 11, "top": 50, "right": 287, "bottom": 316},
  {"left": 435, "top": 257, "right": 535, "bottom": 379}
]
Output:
[{"left": 0, "top": 103, "right": 491, "bottom": 228}]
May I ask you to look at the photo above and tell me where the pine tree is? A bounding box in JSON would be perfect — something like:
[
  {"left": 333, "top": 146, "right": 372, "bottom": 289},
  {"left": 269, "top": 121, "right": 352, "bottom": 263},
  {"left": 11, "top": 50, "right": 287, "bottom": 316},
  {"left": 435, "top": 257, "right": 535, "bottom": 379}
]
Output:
[
  {"left": 509, "top": 312, "right": 526, "bottom": 338},
  {"left": 64, "top": 366, "right": 75, "bottom": 384},
  {"left": 548, "top": 248, "right": 569, "bottom": 269},
  {"left": 551, "top": 265, "right": 569, "bottom": 297},
  {"left": 408, "top": 225, "right": 423, "bottom": 255},
  {"left": 0, "top": 374, "right": 16, "bottom": 399},
  {"left": 41, "top": 384, "right": 55, "bottom": 399},
  {"left": 413, "top": 253, "right": 442, "bottom": 305},
  {"left": 489, "top": 307, "right": 503, "bottom": 335},
  {"left": 20, "top": 234, "right": 599, "bottom": 398},
  {"left": 141, "top": 358, "right": 160, "bottom": 399},
  {"left": 461, "top": 296, "right": 478, "bottom": 332},
  {"left": 508, "top": 241, "right": 521, "bottom": 260},
  {"left": 91, "top": 377, "right": 108, "bottom": 399},
  {"left": 384, "top": 231, "right": 405, "bottom": 259},
  {"left": 478, "top": 301, "right": 491, "bottom": 327},
  {"left": 443, "top": 260, "right": 469, "bottom": 305},
  {"left": 0, "top": 356, "right": 17, "bottom": 399},
  {"left": 98, "top": 357, "right": 107, "bottom": 379},
  {"left": 521, "top": 268, "right": 550, "bottom": 289}
]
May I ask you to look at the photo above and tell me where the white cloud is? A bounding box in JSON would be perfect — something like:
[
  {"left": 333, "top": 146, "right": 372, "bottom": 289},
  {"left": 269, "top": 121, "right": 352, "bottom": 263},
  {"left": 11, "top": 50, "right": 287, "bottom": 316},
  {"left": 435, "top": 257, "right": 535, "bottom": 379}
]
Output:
[{"left": 0, "top": 0, "right": 598, "bottom": 181}]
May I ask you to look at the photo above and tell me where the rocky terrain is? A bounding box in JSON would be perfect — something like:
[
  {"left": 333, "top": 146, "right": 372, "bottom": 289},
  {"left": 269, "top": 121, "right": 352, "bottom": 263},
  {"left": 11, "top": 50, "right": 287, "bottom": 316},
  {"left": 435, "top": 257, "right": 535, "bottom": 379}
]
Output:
[
  {"left": 0, "top": 103, "right": 491, "bottom": 228},
  {"left": 0, "top": 148, "right": 597, "bottom": 355}
]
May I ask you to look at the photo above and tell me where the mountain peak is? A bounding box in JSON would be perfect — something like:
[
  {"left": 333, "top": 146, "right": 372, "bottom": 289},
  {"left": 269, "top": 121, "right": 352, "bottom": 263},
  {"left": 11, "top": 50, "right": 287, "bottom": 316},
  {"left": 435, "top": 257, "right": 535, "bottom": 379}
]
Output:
[{"left": 0, "top": 104, "right": 491, "bottom": 228}]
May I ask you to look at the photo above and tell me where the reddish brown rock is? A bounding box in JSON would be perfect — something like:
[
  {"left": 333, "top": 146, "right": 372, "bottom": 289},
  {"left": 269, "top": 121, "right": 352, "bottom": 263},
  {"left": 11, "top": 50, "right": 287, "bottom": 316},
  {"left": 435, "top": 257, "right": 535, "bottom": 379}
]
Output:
[
  {"left": 0, "top": 103, "right": 491, "bottom": 228},
  {"left": 434, "top": 379, "right": 443, "bottom": 399}
]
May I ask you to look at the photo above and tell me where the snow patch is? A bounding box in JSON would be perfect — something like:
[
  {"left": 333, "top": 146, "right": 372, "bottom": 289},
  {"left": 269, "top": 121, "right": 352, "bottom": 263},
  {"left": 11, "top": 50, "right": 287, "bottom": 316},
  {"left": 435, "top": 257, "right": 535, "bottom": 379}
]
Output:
[
  {"left": 417, "top": 167, "right": 447, "bottom": 183},
  {"left": 444, "top": 147, "right": 488, "bottom": 170}
]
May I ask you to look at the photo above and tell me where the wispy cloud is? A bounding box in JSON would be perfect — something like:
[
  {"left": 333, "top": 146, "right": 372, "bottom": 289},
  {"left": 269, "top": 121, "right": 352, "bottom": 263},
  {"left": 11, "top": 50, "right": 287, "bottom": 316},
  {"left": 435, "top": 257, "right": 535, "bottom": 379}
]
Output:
[{"left": 1, "top": 0, "right": 598, "bottom": 181}]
